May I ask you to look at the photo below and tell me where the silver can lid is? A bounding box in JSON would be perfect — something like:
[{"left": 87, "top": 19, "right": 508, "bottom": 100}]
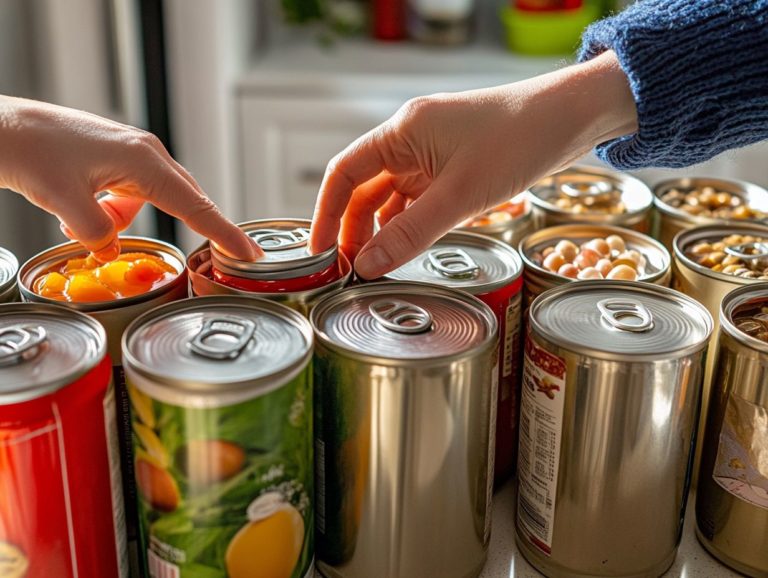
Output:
[
  {"left": 311, "top": 281, "right": 497, "bottom": 361},
  {"left": 123, "top": 296, "right": 313, "bottom": 392},
  {"left": 530, "top": 281, "right": 712, "bottom": 361},
  {"left": 383, "top": 231, "right": 522, "bottom": 294},
  {"left": 210, "top": 218, "right": 337, "bottom": 279},
  {"left": 0, "top": 303, "right": 106, "bottom": 403},
  {"left": 0, "top": 247, "right": 18, "bottom": 293}
]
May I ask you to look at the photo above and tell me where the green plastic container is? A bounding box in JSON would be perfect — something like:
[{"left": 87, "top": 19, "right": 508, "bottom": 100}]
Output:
[{"left": 501, "top": 3, "right": 601, "bottom": 56}]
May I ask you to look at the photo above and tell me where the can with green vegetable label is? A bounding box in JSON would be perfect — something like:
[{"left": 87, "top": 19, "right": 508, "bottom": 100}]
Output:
[{"left": 122, "top": 295, "right": 314, "bottom": 578}]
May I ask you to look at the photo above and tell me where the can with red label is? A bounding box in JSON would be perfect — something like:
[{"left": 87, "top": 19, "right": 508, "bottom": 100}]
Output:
[
  {"left": 0, "top": 303, "right": 126, "bottom": 578},
  {"left": 189, "top": 218, "right": 352, "bottom": 316},
  {"left": 384, "top": 231, "right": 523, "bottom": 484},
  {"left": 517, "top": 281, "right": 711, "bottom": 577}
]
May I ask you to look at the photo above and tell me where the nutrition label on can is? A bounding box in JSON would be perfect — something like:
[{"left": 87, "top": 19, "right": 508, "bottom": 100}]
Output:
[
  {"left": 502, "top": 294, "right": 522, "bottom": 381},
  {"left": 517, "top": 336, "right": 566, "bottom": 556}
]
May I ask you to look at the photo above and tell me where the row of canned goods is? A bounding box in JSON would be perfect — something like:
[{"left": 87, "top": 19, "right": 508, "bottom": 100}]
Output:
[{"left": 0, "top": 208, "right": 767, "bottom": 577}]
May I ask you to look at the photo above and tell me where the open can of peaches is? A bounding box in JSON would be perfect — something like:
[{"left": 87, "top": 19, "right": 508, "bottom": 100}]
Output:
[
  {"left": 519, "top": 224, "right": 671, "bottom": 308},
  {"left": 654, "top": 177, "right": 768, "bottom": 250},
  {"left": 188, "top": 218, "right": 352, "bottom": 316},
  {"left": 529, "top": 165, "right": 653, "bottom": 233},
  {"left": 122, "top": 295, "right": 314, "bottom": 578},
  {"left": 454, "top": 192, "right": 534, "bottom": 248},
  {"left": 17, "top": 236, "right": 188, "bottom": 577}
]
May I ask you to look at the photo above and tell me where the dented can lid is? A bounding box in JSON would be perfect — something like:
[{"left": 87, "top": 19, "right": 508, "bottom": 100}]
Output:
[
  {"left": 310, "top": 281, "right": 497, "bottom": 362},
  {"left": 0, "top": 247, "right": 18, "bottom": 295},
  {"left": 383, "top": 231, "right": 523, "bottom": 294},
  {"left": 0, "top": 303, "right": 106, "bottom": 404},
  {"left": 529, "top": 280, "right": 712, "bottom": 361},
  {"left": 122, "top": 295, "right": 313, "bottom": 398},
  {"left": 210, "top": 218, "right": 337, "bottom": 279}
]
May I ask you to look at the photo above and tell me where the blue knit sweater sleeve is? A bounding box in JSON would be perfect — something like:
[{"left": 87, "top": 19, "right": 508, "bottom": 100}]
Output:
[{"left": 578, "top": 0, "right": 768, "bottom": 170}]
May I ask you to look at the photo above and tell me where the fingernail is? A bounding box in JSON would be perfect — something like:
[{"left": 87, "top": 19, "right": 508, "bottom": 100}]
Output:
[
  {"left": 355, "top": 246, "right": 391, "bottom": 280},
  {"left": 59, "top": 222, "right": 75, "bottom": 240},
  {"left": 250, "top": 238, "right": 264, "bottom": 260},
  {"left": 93, "top": 238, "right": 120, "bottom": 263}
]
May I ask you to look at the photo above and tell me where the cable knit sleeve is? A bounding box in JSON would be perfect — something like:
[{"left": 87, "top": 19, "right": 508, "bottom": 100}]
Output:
[{"left": 578, "top": 0, "right": 768, "bottom": 170}]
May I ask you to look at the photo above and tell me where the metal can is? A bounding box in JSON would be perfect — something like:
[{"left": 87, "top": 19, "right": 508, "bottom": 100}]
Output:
[
  {"left": 529, "top": 165, "right": 653, "bottom": 232},
  {"left": 383, "top": 231, "right": 523, "bottom": 485},
  {"left": 0, "top": 246, "right": 18, "bottom": 303},
  {"left": 455, "top": 192, "right": 534, "bottom": 248},
  {"left": 517, "top": 281, "right": 712, "bottom": 578},
  {"left": 189, "top": 218, "right": 352, "bottom": 316},
  {"left": 654, "top": 177, "right": 768, "bottom": 250},
  {"left": 122, "top": 295, "right": 314, "bottom": 578},
  {"left": 311, "top": 281, "right": 498, "bottom": 578},
  {"left": 17, "top": 236, "right": 188, "bottom": 577},
  {"left": 520, "top": 224, "right": 671, "bottom": 307},
  {"left": 0, "top": 303, "right": 126, "bottom": 578},
  {"left": 695, "top": 284, "right": 768, "bottom": 577},
  {"left": 673, "top": 223, "right": 768, "bottom": 485}
]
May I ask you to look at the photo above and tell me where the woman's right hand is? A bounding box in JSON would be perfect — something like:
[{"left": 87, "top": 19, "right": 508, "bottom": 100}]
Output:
[
  {"left": 0, "top": 96, "right": 261, "bottom": 262},
  {"left": 310, "top": 50, "right": 637, "bottom": 279}
]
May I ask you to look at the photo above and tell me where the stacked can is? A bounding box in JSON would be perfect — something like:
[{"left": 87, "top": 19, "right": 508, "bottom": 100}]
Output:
[
  {"left": 517, "top": 281, "right": 712, "bottom": 577},
  {"left": 529, "top": 165, "right": 654, "bottom": 232},
  {"left": 455, "top": 193, "right": 534, "bottom": 248},
  {"left": 18, "top": 236, "right": 188, "bottom": 576},
  {"left": 122, "top": 296, "right": 315, "bottom": 578},
  {"left": 383, "top": 231, "right": 523, "bottom": 484},
  {"left": 696, "top": 284, "right": 768, "bottom": 577},
  {"left": 311, "top": 282, "right": 498, "bottom": 578},
  {"left": 0, "top": 247, "right": 18, "bottom": 303},
  {"left": 0, "top": 303, "right": 126, "bottom": 578},
  {"left": 188, "top": 218, "right": 352, "bottom": 315}
]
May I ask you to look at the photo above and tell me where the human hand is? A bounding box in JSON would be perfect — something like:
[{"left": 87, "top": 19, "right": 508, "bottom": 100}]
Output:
[
  {"left": 310, "top": 50, "right": 637, "bottom": 279},
  {"left": 0, "top": 96, "right": 261, "bottom": 262}
]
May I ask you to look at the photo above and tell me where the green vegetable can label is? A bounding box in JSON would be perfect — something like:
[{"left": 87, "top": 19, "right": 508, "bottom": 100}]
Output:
[{"left": 128, "top": 366, "right": 313, "bottom": 578}]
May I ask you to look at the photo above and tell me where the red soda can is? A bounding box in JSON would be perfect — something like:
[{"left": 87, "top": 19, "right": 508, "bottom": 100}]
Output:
[
  {"left": 0, "top": 303, "right": 126, "bottom": 578},
  {"left": 383, "top": 231, "right": 524, "bottom": 485}
]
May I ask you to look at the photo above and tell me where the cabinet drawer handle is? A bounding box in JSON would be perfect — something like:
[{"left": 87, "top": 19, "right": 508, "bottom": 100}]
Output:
[{"left": 298, "top": 168, "right": 327, "bottom": 185}]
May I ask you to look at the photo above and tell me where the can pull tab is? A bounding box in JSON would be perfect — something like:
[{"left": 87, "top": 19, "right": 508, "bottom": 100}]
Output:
[
  {"left": 597, "top": 299, "right": 654, "bottom": 333},
  {"left": 250, "top": 228, "right": 309, "bottom": 251},
  {"left": 0, "top": 325, "right": 48, "bottom": 367},
  {"left": 189, "top": 317, "right": 256, "bottom": 360},
  {"left": 560, "top": 180, "right": 613, "bottom": 199},
  {"left": 725, "top": 242, "right": 768, "bottom": 260},
  {"left": 428, "top": 248, "right": 479, "bottom": 278},
  {"left": 369, "top": 299, "right": 433, "bottom": 334}
]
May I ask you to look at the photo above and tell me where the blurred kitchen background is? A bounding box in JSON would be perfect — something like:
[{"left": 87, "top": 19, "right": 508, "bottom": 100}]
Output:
[{"left": 1, "top": 0, "right": 766, "bottom": 261}]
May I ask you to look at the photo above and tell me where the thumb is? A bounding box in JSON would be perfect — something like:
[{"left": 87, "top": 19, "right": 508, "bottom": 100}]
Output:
[
  {"left": 354, "top": 174, "right": 468, "bottom": 279},
  {"left": 54, "top": 194, "right": 120, "bottom": 262}
]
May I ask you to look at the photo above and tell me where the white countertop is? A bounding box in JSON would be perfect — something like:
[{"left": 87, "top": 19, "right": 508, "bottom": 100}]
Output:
[{"left": 315, "top": 481, "right": 740, "bottom": 578}]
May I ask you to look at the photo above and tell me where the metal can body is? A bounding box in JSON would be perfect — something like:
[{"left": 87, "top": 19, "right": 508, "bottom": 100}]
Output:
[
  {"left": 456, "top": 193, "right": 534, "bottom": 248},
  {"left": 0, "top": 304, "right": 125, "bottom": 578},
  {"left": 696, "top": 284, "right": 768, "bottom": 577},
  {"left": 672, "top": 223, "right": 768, "bottom": 485},
  {"left": 0, "top": 247, "right": 18, "bottom": 303},
  {"left": 383, "top": 231, "right": 523, "bottom": 484},
  {"left": 123, "top": 296, "right": 315, "bottom": 578},
  {"left": 17, "top": 236, "right": 188, "bottom": 577},
  {"left": 520, "top": 224, "right": 671, "bottom": 307},
  {"left": 189, "top": 219, "right": 352, "bottom": 316},
  {"left": 530, "top": 165, "right": 653, "bottom": 232},
  {"left": 516, "top": 281, "right": 712, "bottom": 578},
  {"left": 311, "top": 282, "right": 498, "bottom": 578},
  {"left": 654, "top": 177, "right": 768, "bottom": 250}
]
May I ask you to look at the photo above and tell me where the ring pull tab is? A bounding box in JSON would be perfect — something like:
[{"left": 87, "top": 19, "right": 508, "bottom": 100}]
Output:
[
  {"left": 369, "top": 299, "right": 433, "bottom": 334},
  {"left": 250, "top": 228, "right": 310, "bottom": 251},
  {"left": 597, "top": 299, "right": 654, "bottom": 333},
  {"left": 560, "top": 180, "right": 614, "bottom": 199},
  {"left": 724, "top": 242, "right": 768, "bottom": 260},
  {"left": 189, "top": 317, "right": 256, "bottom": 360},
  {"left": 0, "top": 325, "right": 48, "bottom": 367},
  {"left": 428, "top": 248, "right": 479, "bottom": 278}
]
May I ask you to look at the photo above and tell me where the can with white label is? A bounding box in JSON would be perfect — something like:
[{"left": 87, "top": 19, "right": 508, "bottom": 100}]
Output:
[
  {"left": 517, "top": 281, "right": 712, "bottom": 577},
  {"left": 696, "top": 283, "right": 768, "bottom": 577},
  {"left": 384, "top": 231, "right": 523, "bottom": 484},
  {"left": 311, "top": 282, "right": 498, "bottom": 578}
]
